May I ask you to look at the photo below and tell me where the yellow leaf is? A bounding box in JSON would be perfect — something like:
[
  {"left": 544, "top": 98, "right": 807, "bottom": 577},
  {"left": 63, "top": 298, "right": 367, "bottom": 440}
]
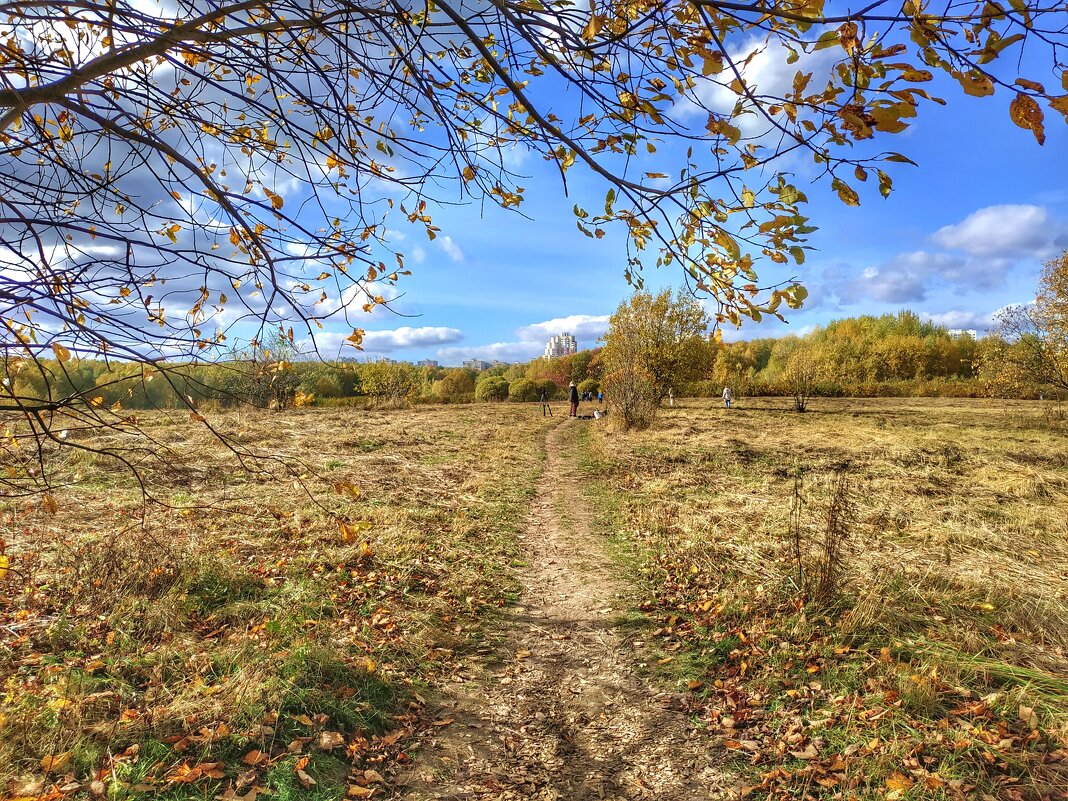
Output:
[
  {"left": 333, "top": 481, "right": 360, "bottom": 498},
  {"left": 581, "top": 13, "right": 604, "bottom": 42},
  {"left": 52, "top": 343, "right": 71, "bottom": 362},
  {"left": 1014, "top": 77, "right": 1045, "bottom": 93},
  {"left": 42, "top": 493, "right": 58, "bottom": 515},
  {"left": 462, "top": 165, "right": 476, "bottom": 182},
  {"left": 1048, "top": 95, "right": 1068, "bottom": 121},
  {"left": 265, "top": 188, "right": 284, "bottom": 210},
  {"left": 338, "top": 519, "right": 373, "bottom": 543},
  {"left": 832, "top": 178, "right": 860, "bottom": 206},
  {"left": 886, "top": 772, "right": 914, "bottom": 791},
  {"left": 0, "top": 554, "right": 9, "bottom": 581},
  {"left": 902, "top": 67, "right": 933, "bottom": 82},
  {"left": 957, "top": 70, "right": 995, "bottom": 97},
  {"left": 1010, "top": 92, "right": 1045, "bottom": 144},
  {"left": 40, "top": 752, "right": 71, "bottom": 773},
  {"left": 741, "top": 188, "right": 755, "bottom": 208},
  {"left": 702, "top": 53, "right": 724, "bottom": 76},
  {"left": 838, "top": 21, "right": 859, "bottom": 54}
]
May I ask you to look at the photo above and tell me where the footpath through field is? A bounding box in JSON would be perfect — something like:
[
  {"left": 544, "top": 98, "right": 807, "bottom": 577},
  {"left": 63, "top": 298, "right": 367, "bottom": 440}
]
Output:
[{"left": 395, "top": 418, "right": 725, "bottom": 799}]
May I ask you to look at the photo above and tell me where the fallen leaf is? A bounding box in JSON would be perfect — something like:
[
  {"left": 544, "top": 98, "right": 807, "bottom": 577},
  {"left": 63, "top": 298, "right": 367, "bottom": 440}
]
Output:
[
  {"left": 789, "top": 744, "right": 819, "bottom": 760},
  {"left": 886, "top": 771, "right": 915, "bottom": 791},
  {"left": 318, "top": 731, "right": 345, "bottom": 750},
  {"left": 40, "top": 752, "right": 71, "bottom": 773},
  {"left": 378, "top": 728, "right": 408, "bottom": 746},
  {"left": 242, "top": 749, "right": 268, "bottom": 766},
  {"left": 347, "top": 786, "right": 375, "bottom": 798},
  {"left": 1019, "top": 704, "right": 1038, "bottom": 728}
]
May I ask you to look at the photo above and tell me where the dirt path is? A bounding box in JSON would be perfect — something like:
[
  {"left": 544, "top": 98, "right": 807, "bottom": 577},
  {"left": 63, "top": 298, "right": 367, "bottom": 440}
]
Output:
[{"left": 393, "top": 420, "right": 727, "bottom": 800}]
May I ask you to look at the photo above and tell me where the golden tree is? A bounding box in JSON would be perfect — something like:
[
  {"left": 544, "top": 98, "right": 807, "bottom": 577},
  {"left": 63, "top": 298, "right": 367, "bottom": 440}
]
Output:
[
  {"left": 990, "top": 251, "right": 1068, "bottom": 395},
  {"left": 601, "top": 288, "right": 711, "bottom": 428},
  {"left": 1, "top": 0, "right": 1066, "bottom": 484}
]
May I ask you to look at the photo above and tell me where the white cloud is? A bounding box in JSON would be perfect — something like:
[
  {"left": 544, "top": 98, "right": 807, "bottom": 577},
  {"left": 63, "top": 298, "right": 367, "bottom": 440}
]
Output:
[
  {"left": 832, "top": 244, "right": 1021, "bottom": 305},
  {"left": 410, "top": 245, "right": 427, "bottom": 264},
  {"left": 436, "top": 313, "right": 612, "bottom": 364},
  {"left": 920, "top": 310, "right": 995, "bottom": 332},
  {"left": 678, "top": 36, "right": 838, "bottom": 139},
  {"left": 301, "top": 325, "right": 463, "bottom": 358},
  {"left": 836, "top": 252, "right": 941, "bottom": 303},
  {"left": 437, "top": 341, "right": 542, "bottom": 363},
  {"left": 515, "top": 314, "right": 611, "bottom": 344},
  {"left": 363, "top": 326, "right": 463, "bottom": 351},
  {"left": 930, "top": 204, "right": 1064, "bottom": 259},
  {"left": 437, "top": 235, "right": 464, "bottom": 262},
  {"left": 310, "top": 280, "right": 401, "bottom": 316}
]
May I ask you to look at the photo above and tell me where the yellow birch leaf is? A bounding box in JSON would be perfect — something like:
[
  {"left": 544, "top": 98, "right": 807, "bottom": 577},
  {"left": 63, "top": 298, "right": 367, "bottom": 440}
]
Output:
[
  {"left": 832, "top": 178, "right": 860, "bottom": 206},
  {"left": 265, "top": 189, "right": 284, "bottom": 210},
  {"left": 1010, "top": 92, "right": 1045, "bottom": 144},
  {"left": 52, "top": 343, "right": 71, "bottom": 362},
  {"left": 581, "top": 13, "right": 604, "bottom": 42},
  {"left": 956, "top": 71, "right": 995, "bottom": 97},
  {"left": 1048, "top": 95, "right": 1068, "bottom": 120}
]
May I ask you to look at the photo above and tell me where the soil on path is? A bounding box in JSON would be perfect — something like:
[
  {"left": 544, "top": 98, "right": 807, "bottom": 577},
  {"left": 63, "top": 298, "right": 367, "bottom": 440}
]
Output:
[{"left": 393, "top": 420, "right": 727, "bottom": 800}]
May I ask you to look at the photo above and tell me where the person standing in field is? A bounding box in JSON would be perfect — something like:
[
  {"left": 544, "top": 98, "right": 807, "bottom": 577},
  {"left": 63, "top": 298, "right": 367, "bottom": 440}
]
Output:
[
  {"left": 569, "top": 381, "right": 580, "bottom": 417},
  {"left": 597, "top": 391, "right": 603, "bottom": 405},
  {"left": 722, "top": 386, "right": 732, "bottom": 409}
]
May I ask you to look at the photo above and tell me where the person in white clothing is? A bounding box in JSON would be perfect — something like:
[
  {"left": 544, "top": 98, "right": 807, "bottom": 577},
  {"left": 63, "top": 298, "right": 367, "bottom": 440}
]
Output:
[{"left": 722, "top": 386, "right": 732, "bottom": 409}]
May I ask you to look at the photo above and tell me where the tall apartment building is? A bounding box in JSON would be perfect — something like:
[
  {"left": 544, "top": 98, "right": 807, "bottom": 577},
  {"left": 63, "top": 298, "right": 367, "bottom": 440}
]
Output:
[
  {"left": 543, "top": 332, "right": 577, "bottom": 360},
  {"left": 462, "top": 358, "right": 492, "bottom": 371}
]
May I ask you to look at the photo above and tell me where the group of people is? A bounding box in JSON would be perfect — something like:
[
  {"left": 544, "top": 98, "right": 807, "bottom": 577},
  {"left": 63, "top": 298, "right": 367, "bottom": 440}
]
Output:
[
  {"left": 543, "top": 383, "right": 734, "bottom": 417},
  {"left": 568, "top": 382, "right": 603, "bottom": 417}
]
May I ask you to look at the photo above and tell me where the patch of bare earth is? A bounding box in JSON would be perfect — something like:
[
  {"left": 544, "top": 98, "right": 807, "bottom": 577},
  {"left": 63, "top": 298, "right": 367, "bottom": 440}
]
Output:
[{"left": 394, "top": 420, "right": 726, "bottom": 800}]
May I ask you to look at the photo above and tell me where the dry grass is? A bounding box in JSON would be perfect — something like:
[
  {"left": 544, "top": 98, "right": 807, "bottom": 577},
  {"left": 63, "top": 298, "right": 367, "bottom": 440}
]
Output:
[
  {"left": 583, "top": 396, "right": 1068, "bottom": 799},
  {"left": 0, "top": 403, "right": 553, "bottom": 799}
]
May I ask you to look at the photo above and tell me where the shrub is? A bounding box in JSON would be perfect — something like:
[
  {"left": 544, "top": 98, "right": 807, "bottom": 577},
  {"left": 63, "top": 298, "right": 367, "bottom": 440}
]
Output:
[
  {"left": 436, "top": 368, "right": 477, "bottom": 402},
  {"left": 475, "top": 376, "right": 509, "bottom": 401},
  {"left": 603, "top": 367, "right": 658, "bottom": 430},
  {"left": 533, "top": 378, "right": 560, "bottom": 401},
  {"left": 508, "top": 378, "right": 537, "bottom": 402}
]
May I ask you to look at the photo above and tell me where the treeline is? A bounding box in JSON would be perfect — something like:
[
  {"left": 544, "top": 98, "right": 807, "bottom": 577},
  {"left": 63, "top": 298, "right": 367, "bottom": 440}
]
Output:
[
  {"left": 0, "top": 310, "right": 1042, "bottom": 412},
  {"left": 700, "top": 311, "right": 985, "bottom": 399},
  {"left": 0, "top": 350, "right": 607, "bottom": 411}
]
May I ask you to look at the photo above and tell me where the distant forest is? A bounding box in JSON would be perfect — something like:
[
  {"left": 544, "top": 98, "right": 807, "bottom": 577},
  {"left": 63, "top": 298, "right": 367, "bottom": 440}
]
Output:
[{"left": 1, "top": 311, "right": 1043, "bottom": 411}]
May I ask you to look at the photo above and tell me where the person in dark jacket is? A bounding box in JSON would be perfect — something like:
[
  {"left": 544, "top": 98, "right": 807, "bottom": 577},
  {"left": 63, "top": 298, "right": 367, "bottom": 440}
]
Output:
[{"left": 568, "top": 381, "right": 579, "bottom": 417}]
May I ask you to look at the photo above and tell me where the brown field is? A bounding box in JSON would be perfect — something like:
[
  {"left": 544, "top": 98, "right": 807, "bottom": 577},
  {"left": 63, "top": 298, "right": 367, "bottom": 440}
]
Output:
[
  {"left": 581, "top": 396, "right": 1068, "bottom": 799},
  {"left": 1, "top": 397, "right": 1066, "bottom": 800}
]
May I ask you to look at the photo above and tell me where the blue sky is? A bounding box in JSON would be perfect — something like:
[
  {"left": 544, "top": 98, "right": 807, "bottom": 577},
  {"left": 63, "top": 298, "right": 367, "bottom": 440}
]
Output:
[{"left": 308, "top": 49, "right": 1068, "bottom": 366}]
